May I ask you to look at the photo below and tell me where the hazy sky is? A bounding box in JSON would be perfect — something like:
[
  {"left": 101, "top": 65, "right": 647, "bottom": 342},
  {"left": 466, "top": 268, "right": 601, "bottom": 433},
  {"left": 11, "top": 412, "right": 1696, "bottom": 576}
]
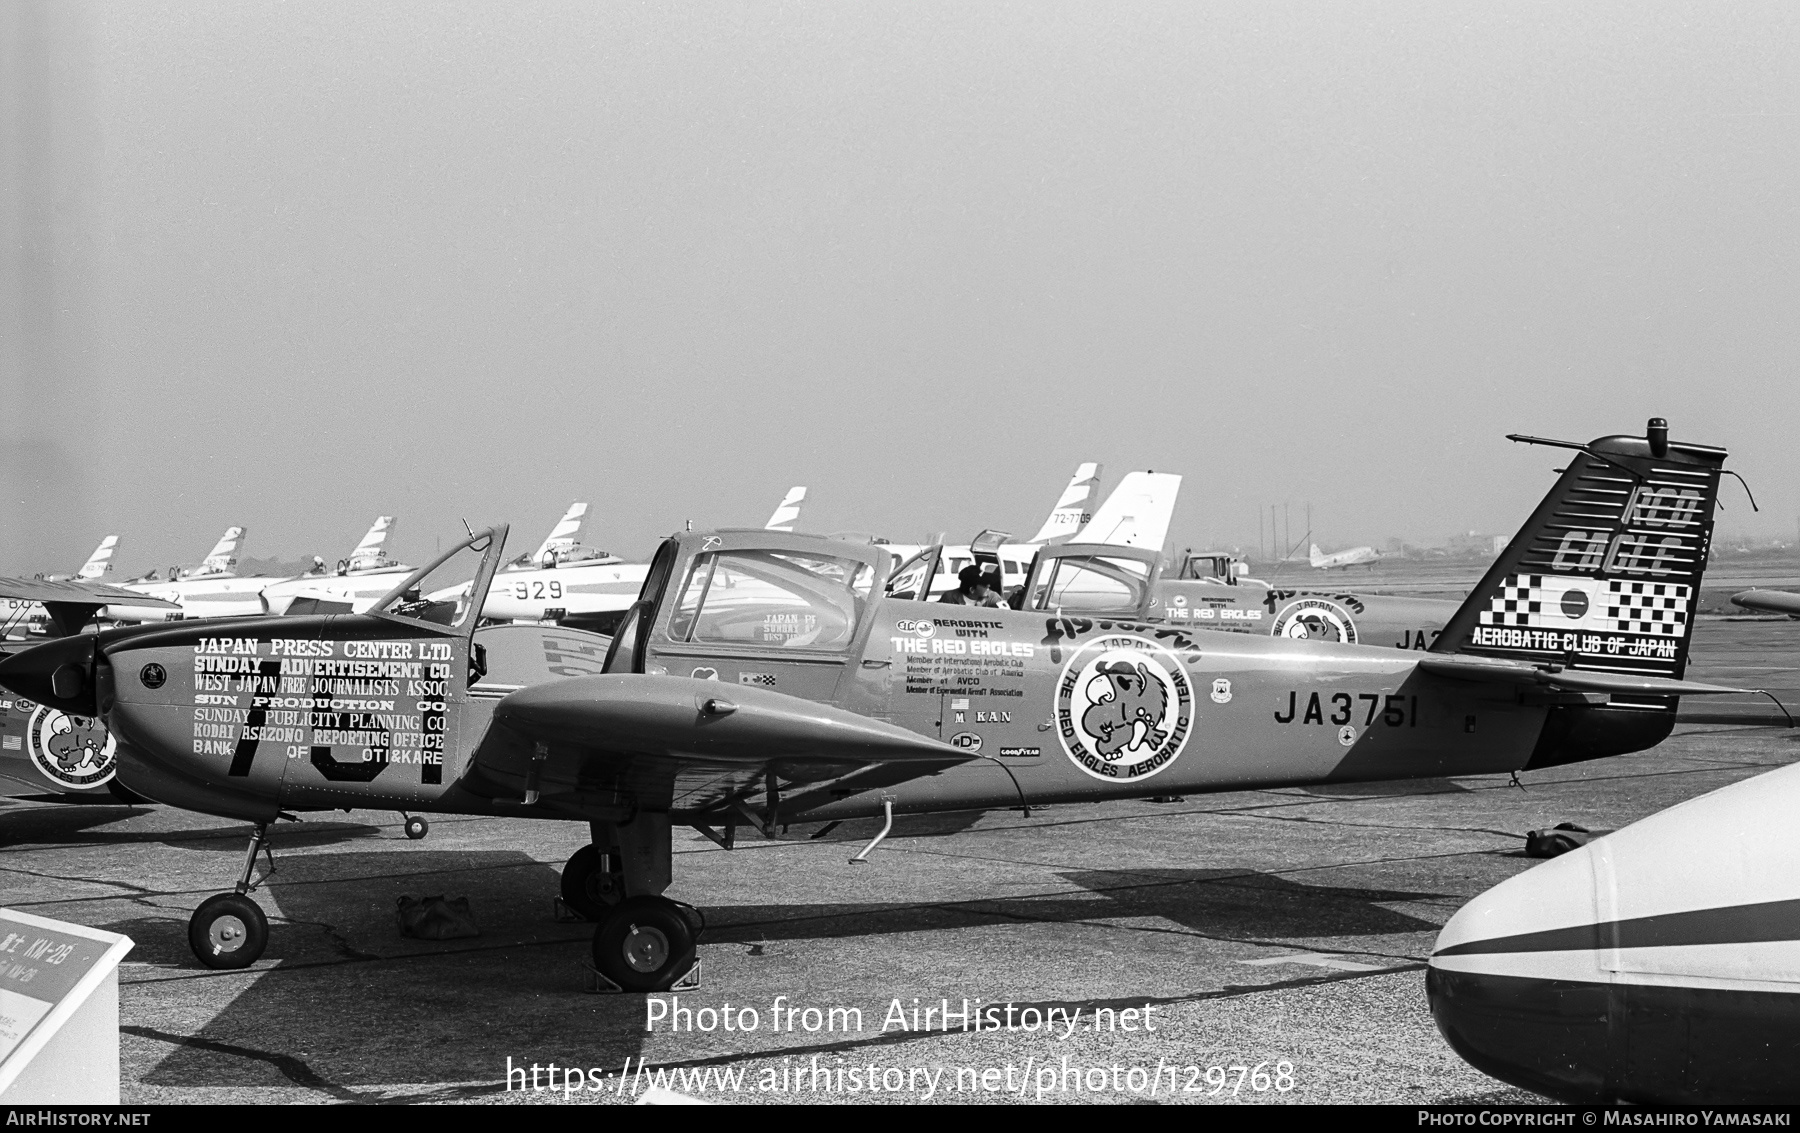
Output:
[{"left": 4, "top": 2, "right": 1797, "bottom": 576}]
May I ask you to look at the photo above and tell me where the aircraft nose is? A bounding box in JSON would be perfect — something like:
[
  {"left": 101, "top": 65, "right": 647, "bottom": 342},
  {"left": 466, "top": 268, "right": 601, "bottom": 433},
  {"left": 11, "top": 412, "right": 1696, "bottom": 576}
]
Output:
[
  {"left": 1427, "top": 847, "right": 1611, "bottom": 1103},
  {"left": 0, "top": 634, "right": 100, "bottom": 716}
]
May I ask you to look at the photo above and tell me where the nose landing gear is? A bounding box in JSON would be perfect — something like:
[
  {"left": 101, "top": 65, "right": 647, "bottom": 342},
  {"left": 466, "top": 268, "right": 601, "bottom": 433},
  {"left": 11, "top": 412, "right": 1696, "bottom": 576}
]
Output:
[{"left": 188, "top": 824, "right": 275, "bottom": 970}]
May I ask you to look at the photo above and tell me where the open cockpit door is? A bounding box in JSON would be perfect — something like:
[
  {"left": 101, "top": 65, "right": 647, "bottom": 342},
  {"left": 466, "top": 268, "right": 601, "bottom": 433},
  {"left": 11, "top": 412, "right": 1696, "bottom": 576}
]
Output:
[
  {"left": 603, "top": 539, "right": 681, "bottom": 675},
  {"left": 635, "top": 530, "right": 891, "bottom": 704},
  {"left": 367, "top": 524, "right": 510, "bottom": 685},
  {"left": 1019, "top": 542, "right": 1161, "bottom": 617}
]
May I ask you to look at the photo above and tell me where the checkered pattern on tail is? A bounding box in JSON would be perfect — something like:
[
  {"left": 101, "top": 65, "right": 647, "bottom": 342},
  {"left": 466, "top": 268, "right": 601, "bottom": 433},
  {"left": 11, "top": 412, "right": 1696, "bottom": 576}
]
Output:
[
  {"left": 1484, "top": 575, "right": 1548, "bottom": 627},
  {"left": 1481, "top": 573, "right": 1689, "bottom": 636},
  {"left": 1604, "top": 578, "right": 1690, "bottom": 635}
]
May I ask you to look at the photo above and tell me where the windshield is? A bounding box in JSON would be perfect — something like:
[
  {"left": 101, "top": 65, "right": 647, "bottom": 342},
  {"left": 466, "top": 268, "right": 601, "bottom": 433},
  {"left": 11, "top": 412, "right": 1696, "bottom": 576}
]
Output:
[
  {"left": 885, "top": 549, "right": 938, "bottom": 602},
  {"left": 667, "top": 550, "right": 873, "bottom": 649},
  {"left": 1031, "top": 554, "right": 1151, "bottom": 613},
  {"left": 380, "top": 532, "right": 499, "bottom": 629}
]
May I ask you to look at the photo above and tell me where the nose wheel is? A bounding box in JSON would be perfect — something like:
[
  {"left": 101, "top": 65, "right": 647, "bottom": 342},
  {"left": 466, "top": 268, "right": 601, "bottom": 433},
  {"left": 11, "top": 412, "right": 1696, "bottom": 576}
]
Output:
[
  {"left": 188, "top": 893, "right": 269, "bottom": 969},
  {"left": 592, "top": 896, "right": 700, "bottom": 992},
  {"left": 188, "top": 823, "right": 276, "bottom": 970}
]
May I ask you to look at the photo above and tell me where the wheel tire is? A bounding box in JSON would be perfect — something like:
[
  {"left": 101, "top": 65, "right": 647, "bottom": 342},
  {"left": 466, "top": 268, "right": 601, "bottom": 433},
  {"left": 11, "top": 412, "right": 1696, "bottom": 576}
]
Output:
[
  {"left": 592, "top": 896, "right": 697, "bottom": 992},
  {"left": 559, "top": 845, "right": 622, "bottom": 921},
  {"left": 188, "top": 893, "right": 269, "bottom": 970},
  {"left": 404, "top": 815, "right": 429, "bottom": 840}
]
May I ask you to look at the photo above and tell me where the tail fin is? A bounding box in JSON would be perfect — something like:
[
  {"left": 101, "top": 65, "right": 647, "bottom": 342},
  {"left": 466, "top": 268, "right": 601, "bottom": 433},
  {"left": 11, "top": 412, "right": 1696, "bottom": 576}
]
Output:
[
  {"left": 1074, "top": 472, "right": 1181, "bottom": 550},
  {"left": 533, "top": 502, "right": 588, "bottom": 565},
  {"left": 1309, "top": 543, "right": 1325, "bottom": 567},
  {"left": 197, "top": 526, "right": 246, "bottom": 576},
  {"left": 347, "top": 516, "right": 397, "bottom": 571},
  {"left": 77, "top": 535, "right": 119, "bottom": 579},
  {"left": 765, "top": 486, "right": 806, "bottom": 532},
  {"left": 1028, "top": 462, "right": 1104, "bottom": 544},
  {"left": 1431, "top": 419, "right": 1725, "bottom": 680}
]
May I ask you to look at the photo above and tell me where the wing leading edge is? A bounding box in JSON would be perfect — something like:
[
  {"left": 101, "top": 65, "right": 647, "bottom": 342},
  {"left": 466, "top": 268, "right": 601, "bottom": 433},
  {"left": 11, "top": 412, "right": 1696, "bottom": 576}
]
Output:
[{"left": 471, "top": 675, "right": 969, "bottom": 817}]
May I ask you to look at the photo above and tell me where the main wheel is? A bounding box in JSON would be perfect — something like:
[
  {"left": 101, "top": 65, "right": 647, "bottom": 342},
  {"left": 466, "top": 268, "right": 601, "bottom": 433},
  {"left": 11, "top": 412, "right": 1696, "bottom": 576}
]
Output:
[
  {"left": 188, "top": 893, "right": 269, "bottom": 970},
  {"left": 560, "top": 845, "right": 622, "bottom": 921},
  {"left": 404, "top": 815, "right": 429, "bottom": 840},
  {"left": 592, "top": 896, "right": 697, "bottom": 992}
]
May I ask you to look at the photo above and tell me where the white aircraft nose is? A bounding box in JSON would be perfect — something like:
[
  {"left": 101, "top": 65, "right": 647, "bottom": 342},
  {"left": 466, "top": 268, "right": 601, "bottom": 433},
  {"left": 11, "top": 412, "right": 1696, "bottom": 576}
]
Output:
[{"left": 1427, "top": 845, "right": 1609, "bottom": 1101}]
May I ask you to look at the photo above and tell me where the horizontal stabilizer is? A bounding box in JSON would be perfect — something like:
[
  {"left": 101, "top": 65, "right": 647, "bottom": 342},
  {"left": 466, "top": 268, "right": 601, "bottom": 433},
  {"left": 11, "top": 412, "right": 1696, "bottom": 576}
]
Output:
[
  {"left": 1416, "top": 654, "right": 1749, "bottom": 696},
  {"left": 1732, "top": 589, "right": 1800, "bottom": 616},
  {"left": 492, "top": 675, "right": 964, "bottom": 766}
]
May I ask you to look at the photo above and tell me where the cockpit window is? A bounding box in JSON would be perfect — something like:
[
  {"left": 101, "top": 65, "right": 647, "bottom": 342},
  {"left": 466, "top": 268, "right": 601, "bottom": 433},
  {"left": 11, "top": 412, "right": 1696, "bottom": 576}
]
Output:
[
  {"left": 1030, "top": 554, "right": 1150, "bottom": 613},
  {"left": 885, "top": 549, "right": 937, "bottom": 602},
  {"left": 371, "top": 535, "right": 493, "bottom": 629},
  {"left": 668, "top": 550, "right": 872, "bottom": 649}
]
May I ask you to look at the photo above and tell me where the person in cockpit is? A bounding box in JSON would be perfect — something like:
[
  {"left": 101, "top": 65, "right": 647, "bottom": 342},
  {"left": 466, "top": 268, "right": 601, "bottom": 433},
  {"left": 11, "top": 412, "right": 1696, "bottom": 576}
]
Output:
[{"left": 940, "top": 564, "right": 1002, "bottom": 607}]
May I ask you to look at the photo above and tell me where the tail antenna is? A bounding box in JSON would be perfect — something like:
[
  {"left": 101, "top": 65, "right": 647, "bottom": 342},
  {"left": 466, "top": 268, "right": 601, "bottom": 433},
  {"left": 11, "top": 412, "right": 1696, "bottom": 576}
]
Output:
[{"left": 1723, "top": 469, "right": 1759, "bottom": 513}]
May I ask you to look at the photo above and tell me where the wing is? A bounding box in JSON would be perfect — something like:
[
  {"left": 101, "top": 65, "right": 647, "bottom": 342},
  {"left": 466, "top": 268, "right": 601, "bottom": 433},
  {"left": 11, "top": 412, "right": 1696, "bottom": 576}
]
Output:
[
  {"left": 0, "top": 578, "right": 179, "bottom": 608},
  {"left": 1416, "top": 653, "right": 1748, "bottom": 696},
  {"left": 466, "top": 674, "right": 970, "bottom": 820}
]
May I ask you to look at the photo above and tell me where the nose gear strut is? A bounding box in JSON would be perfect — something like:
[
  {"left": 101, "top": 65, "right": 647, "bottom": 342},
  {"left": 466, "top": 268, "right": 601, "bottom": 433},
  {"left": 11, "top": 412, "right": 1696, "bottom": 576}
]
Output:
[{"left": 188, "top": 824, "right": 275, "bottom": 970}]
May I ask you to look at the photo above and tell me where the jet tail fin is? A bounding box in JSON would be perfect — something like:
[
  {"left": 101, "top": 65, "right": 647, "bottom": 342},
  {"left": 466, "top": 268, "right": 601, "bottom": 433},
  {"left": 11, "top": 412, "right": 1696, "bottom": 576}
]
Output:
[
  {"left": 1430, "top": 419, "right": 1726, "bottom": 682},
  {"left": 765, "top": 487, "right": 806, "bottom": 532},
  {"left": 198, "top": 526, "right": 246, "bottom": 576},
  {"left": 347, "top": 516, "right": 397, "bottom": 571},
  {"left": 76, "top": 536, "right": 119, "bottom": 580},
  {"left": 1309, "top": 543, "right": 1325, "bottom": 567},
  {"left": 533, "top": 502, "right": 588, "bottom": 565},
  {"left": 1073, "top": 472, "right": 1181, "bottom": 551},
  {"left": 1028, "top": 462, "right": 1103, "bottom": 544}
]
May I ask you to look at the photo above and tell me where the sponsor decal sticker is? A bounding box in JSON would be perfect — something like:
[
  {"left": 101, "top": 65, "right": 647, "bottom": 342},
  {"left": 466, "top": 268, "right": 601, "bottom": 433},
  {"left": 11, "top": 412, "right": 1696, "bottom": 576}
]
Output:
[
  {"left": 1271, "top": 598, "right": 1358, "bottom": 644},
  {"left": 948, "top": 731, "right": 983, "bottom": 753},
  {"left": 739, "top": 672, "right": 776, "bottom": 688},
  {"left": 896, "top": 619, "right": 935, "bottom": 639},
  {"left": 1055, "top": 634, "right": 1193, "bottom": 783},
  {"left": 998, "top": 746, "right": 1041, "bottom": 757},
  {"left": 140, "top": 663, "right": 167, "bottom": 690},
  {"left": 1338, "top": 725, "right": 1356, "bottom": 747},
  {"left": 1210, "top": 678, "right": 1232, "bottom": 704},
  {"left": 25, "top": 706, "right": 116, "bottom": 788},
  {"left": 690, "top": 667, "right": 718, "bottom": 681}
]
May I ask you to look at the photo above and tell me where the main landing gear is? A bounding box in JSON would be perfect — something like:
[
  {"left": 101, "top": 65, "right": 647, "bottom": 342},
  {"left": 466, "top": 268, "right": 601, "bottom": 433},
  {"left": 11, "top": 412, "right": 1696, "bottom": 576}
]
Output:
[
  {"left": 188, "top": 824, "right": 273, "bottom": 970},
  {"left": 562, "top": 814, "right": 701, "bottom": 991},
  {"left": 401, "top": 812, "right": 429, "bottom": 840}
]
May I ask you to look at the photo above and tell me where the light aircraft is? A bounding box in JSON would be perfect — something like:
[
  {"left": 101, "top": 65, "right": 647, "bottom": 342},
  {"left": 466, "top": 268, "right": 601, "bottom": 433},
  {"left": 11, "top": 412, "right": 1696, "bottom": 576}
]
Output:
[
  {"left": 1429, "top": 757, "right": 1800, "bottom": 1104},
  {"left": 952, "top": 540, "right": 1465, "bottom": 652},
  {"left": 106, "top": 526, "right": 274, "bottom": 623},
  {"left": 1309, "top": 542, "right": 1380, "bottom": 570},
  {"left": 0, "top": 578, "right": 175, "bottom": 800},
  {"left": 0, "top": 419, "right": 1749, "bottom": 991},
  {"left": 36, "top": 536, "right": 120, "bottom": 584},
  {"left": 258, "top": 517, "right": 409, "bottom": 616},
  {"left": 1731, "top": 589, "right": 1800, "bottom": 616},
  {"left": 471, "top": 487, "right": 811, "bottom": 633}
]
